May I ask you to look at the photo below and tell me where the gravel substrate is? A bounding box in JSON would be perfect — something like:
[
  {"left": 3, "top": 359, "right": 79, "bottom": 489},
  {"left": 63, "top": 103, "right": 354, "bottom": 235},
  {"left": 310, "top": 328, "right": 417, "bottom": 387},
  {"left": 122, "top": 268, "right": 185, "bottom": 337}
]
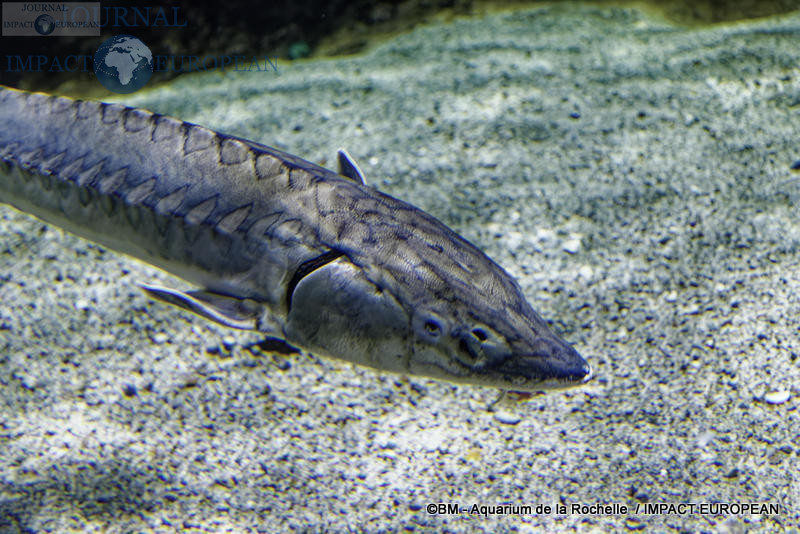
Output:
[{"left": 1, "top": 3, "right": 798, "bottom": 532}]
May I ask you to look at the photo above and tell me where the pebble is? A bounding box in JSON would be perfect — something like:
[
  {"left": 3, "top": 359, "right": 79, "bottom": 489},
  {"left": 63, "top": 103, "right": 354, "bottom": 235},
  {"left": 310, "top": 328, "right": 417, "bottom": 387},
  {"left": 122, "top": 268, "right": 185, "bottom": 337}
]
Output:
[
  {"left": 562, "top": 238, "right": 581, "bottom": 254},
  {"left": 493, "top": 411, "right": 521, "bottom": 425},
  {"left": 625, "top": 517, "right": 646, "bottom": 530},
  {"left": 222, "top": 336, "right": 236, "bottom": 350},
  {"left": 764, "top": 390, "right": 790, "bottom": 404}
]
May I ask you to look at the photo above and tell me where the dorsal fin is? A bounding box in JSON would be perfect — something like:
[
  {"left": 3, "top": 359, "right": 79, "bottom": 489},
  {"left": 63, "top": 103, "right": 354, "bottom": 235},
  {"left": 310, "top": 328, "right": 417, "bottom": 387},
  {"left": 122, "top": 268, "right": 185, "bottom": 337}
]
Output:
[{"left": 337, "top": 148, "right": 366, "bottom": 185}]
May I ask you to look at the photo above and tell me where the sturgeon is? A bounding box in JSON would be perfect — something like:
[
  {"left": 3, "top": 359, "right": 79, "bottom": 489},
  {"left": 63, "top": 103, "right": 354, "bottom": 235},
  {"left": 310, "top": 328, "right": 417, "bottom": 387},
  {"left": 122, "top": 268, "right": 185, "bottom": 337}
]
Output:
[{"left": 0, "top": 86, "right": 591, "bottom": 391}]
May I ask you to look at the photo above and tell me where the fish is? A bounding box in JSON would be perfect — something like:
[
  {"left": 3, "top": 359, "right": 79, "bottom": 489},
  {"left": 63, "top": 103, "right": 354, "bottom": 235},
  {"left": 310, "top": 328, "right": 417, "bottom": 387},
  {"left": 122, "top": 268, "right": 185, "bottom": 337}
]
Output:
[{"left": 0, "top": 85, "right": 591, "bottom": 391}]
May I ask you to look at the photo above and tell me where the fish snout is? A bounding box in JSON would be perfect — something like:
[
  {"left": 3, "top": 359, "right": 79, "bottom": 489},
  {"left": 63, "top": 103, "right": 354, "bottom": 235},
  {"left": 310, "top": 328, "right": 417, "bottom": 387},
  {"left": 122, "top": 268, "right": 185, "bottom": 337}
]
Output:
[{"left": 504, "top": 336, "right": 592, "bottom": 389}]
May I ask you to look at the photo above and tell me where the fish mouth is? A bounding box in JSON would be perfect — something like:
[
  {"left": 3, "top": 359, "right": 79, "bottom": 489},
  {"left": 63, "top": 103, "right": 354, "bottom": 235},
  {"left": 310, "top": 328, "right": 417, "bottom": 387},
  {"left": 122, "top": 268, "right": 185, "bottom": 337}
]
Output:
[{"left": 499, "top": 337, "right": 592, "bottom": 390}]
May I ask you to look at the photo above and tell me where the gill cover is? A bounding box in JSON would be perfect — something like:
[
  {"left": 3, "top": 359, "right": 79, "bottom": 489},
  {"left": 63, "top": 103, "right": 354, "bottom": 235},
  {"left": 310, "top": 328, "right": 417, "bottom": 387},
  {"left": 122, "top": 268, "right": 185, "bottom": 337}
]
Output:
[{"left": 283, "top": 255, "right": 410, "bottom": 372}]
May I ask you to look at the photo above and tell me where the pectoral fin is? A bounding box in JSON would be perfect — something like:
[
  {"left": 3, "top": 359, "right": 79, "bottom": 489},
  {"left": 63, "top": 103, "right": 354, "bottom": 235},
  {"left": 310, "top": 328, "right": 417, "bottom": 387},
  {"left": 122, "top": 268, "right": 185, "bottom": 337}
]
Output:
[{"left": 139, "top": 283, "right": 260, "bottom": 330}]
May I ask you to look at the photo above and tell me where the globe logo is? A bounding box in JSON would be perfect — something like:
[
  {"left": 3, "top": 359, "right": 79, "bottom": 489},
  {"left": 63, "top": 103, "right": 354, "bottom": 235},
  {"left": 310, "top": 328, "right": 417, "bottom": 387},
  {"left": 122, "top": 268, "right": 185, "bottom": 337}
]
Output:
[
  {"left": 34, "top": 14, "right": 56, "bottom": 35},
  {"left": 94, "top": 35, "right": 153, "bottom": 94}
]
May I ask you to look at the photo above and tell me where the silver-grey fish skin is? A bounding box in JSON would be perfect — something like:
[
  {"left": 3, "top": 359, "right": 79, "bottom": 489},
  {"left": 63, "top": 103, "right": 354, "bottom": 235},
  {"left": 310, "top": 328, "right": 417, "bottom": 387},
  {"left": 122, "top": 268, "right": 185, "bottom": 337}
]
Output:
[{"left": 0, "top": 86, "right": 591, "bottom": 391}]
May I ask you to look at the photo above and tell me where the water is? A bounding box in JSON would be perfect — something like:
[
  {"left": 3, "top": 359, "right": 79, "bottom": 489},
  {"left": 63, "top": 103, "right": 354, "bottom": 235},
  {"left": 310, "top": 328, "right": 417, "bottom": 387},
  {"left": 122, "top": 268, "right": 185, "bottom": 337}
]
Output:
[{"left": 1, "top": 4, "right": 798, "bottom": 531}]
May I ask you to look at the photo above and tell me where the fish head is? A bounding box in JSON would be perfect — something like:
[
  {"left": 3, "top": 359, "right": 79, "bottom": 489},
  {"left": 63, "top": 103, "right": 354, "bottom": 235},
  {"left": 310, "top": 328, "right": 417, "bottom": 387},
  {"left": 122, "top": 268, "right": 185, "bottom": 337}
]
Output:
[
  {"left": 283, "top": 249, "right": 591, "bottom": 392},
  {"left": 394, "top": 221, "right": 592, "bottom": 391},
  {"left": 406, "top": 295, "right": 592, "bottom": 391}
]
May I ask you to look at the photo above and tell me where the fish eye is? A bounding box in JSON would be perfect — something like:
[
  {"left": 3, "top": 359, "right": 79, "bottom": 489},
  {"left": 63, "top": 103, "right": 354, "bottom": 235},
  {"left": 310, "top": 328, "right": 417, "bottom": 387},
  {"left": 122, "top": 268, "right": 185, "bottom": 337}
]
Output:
[
  {"left": 424, "top": 319, "right": 442, "bottom": 335},
  {"left": 413, "top": 310, "right": 448, "bottom": 343}
]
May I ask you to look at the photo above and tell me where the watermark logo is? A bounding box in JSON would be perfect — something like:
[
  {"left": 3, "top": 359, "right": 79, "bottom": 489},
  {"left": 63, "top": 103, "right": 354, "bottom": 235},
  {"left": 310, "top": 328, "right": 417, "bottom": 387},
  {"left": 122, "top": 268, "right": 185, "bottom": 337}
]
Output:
[
  {"left": 34, "top": 14, "right": 56, "bottom": 35},
  {"left": 2, "top": 2, "right": 100, "bottom": 36},
  {"left": 93, "top": 34, "right": 153, "bottom": 93}
]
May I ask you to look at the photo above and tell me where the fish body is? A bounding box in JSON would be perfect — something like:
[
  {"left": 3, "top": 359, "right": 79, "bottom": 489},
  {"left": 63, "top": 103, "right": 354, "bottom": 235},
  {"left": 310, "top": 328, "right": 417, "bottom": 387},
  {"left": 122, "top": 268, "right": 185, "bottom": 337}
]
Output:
[{"left": 0, "top": 86, "right": 591, "bottom": 391}]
